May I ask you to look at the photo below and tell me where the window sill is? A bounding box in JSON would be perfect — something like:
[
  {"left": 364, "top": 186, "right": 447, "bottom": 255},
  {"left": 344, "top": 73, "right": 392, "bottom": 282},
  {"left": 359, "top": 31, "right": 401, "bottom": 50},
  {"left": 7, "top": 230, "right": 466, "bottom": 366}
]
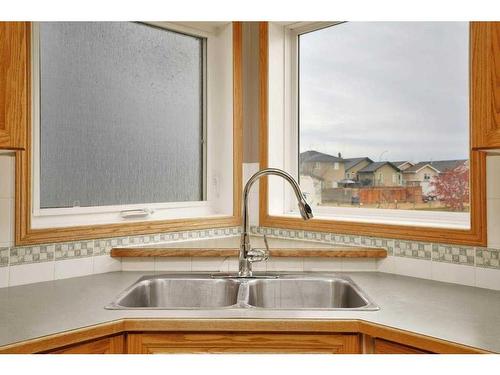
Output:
[{"left": 281, "top": 206, "right": 470, "bottom": 230}]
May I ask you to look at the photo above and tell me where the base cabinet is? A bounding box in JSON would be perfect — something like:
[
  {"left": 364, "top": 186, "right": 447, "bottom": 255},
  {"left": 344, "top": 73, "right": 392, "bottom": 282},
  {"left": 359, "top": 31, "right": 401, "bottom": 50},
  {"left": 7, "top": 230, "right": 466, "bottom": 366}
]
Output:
[
  {"left": 126, "top": 332, "right": 361, "bottom": 354},
  {"left": 46, "top": 335, "right": 124, "bottom": 354},
  {"left": 1, "top": 321, "right": 484, "bottom": 354},
  {"left": 373, "top": 338, "right": 431, "bottom": 354}
]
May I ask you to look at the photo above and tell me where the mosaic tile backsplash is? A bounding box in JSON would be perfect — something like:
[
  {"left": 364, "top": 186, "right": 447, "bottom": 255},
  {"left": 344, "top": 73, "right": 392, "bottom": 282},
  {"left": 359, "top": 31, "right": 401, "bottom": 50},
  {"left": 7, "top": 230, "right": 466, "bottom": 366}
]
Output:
[
  {"left": 250, "top": 226, "right": 500, "bottom": 270},
  {"left": 0, "top": 227, "right": 241, "bottom": 267}
]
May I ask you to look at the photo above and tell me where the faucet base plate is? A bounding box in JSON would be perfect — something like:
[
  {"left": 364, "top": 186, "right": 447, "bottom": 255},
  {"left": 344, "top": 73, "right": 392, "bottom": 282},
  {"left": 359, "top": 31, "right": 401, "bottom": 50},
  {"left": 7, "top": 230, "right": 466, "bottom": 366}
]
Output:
[{"left": 210, "top": 273, "right": 280, "bottom": 279}]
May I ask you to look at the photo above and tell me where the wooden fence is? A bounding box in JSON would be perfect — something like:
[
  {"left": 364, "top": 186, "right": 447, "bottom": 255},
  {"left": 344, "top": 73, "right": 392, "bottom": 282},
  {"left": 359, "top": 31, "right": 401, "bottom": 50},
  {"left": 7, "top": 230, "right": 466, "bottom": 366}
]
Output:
[{"left": 322, "top": 186, "right": 423, "bottom": 205}]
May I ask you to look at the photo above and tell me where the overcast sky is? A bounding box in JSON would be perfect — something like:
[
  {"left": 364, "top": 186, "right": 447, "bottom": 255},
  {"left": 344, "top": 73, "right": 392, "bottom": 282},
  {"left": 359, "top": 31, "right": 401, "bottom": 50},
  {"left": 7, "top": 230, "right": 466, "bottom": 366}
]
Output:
[{"left": 299, "top": 22, "right": 469, "bottom": 162}]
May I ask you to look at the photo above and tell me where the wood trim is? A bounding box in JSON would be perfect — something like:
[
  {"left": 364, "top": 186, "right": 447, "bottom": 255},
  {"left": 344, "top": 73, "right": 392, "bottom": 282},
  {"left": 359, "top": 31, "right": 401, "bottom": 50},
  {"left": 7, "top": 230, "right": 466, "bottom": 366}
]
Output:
[
  {"left": 471, "top": 22, "right": 500, "bottom": 150},
  {"left": 0, "top": 318, "right": 490, "bottom": 354},
  {"left": 0, "top": 22, "right": 29, "bottom": 150},
  {"left": 110, "top": 246, "right": 387, "bottom": 258},
  {"left": 258, "top": 22, "right": 487, "bottom": 246},
  {"left": 14, "top": 22, "right": 243, "bottom": 246}
]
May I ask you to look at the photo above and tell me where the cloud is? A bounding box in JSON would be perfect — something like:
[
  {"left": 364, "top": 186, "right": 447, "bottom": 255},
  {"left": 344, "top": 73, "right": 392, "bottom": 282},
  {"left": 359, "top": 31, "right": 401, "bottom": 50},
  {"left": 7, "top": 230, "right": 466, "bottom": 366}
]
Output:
[{"left": 299, "top": 22, "right": 469, "bottom": 162}]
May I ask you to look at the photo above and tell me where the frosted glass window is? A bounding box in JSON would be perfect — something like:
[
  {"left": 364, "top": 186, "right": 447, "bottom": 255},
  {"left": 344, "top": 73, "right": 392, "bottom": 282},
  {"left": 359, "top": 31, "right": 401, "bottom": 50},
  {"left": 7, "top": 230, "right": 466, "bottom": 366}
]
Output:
[{"left": 38, "top": 22, "right": 205, "bottom": 209}]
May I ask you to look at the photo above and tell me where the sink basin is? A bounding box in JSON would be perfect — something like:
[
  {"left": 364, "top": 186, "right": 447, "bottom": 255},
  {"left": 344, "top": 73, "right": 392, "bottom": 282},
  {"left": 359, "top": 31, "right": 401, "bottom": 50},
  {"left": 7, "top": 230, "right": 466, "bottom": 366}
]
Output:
[
  {"left": 106, "top": 273, "right": 378, "bottom": 310},
  {"left": 246, "top": 276, "right": 375, "bottom": 309},
  {"left": 106, "top": 274, "right": 240, "bottom": 309}
]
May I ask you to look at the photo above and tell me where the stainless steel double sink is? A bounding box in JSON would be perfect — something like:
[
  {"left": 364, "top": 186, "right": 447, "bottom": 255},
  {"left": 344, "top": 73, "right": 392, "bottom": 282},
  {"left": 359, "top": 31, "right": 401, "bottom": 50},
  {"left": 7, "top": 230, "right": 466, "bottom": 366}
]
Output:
[{"left": 106, "top": 273, "right": 378, "bottom": 310}]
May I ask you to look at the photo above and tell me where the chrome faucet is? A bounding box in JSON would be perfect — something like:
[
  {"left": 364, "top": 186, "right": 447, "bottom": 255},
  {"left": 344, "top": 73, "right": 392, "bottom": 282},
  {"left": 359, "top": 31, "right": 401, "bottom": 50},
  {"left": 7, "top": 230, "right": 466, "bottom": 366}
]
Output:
[{"left": 239, "top": 168, "right": 314, "bottom": 277}]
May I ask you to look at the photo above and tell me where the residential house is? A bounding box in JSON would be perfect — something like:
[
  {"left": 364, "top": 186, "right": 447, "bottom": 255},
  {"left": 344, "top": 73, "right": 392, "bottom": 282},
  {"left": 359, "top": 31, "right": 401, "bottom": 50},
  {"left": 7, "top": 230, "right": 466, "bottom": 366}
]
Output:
[
  {"left": 402, "top": 159, "right": 468, "bottom": 195},
  {"left": 344, "top": 157, "right": 374, "bottom": 181},
  {"left": 392, "top": 161, "right": 414, "bottom": 171},
  {"left": 357, "top": 161, "right": 402, "bottom": 187},
  {"left": 299, "top": 150, "right": 345, "bottom": 188}
]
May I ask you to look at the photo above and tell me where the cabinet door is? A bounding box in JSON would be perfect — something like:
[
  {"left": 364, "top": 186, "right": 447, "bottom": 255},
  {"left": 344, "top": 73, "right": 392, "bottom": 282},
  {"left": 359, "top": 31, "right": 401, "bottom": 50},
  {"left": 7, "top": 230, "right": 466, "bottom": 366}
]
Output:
[
  {"left": 471, "top": 22, "right": 500, "bottom": 150},
  {"left": 373, "top": 338, "right": 431, "bottom": 354},
  {"left": 0, "top": 22, "right": 29, "bottom": 150},
  {"left": 127, "top": 332, "right": 360, "bottom": 354},
  {"left": 47, "top": 335, "right": 124, "bottom": 354}
]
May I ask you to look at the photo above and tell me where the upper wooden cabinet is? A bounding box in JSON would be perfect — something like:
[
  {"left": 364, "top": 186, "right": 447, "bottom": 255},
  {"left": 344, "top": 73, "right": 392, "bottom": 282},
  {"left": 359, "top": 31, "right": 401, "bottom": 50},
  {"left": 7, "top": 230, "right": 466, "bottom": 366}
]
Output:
[
  {"left": 0, "top": 22, "right": 29, "bottom": 150},
  {"left": 471, "top": 22, "right": 500, "bottom": 150}
]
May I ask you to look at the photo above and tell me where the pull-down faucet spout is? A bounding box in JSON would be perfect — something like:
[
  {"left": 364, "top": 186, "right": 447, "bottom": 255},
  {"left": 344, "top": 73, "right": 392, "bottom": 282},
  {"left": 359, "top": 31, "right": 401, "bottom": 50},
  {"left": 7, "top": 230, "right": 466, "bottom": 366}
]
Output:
[{"left": 239, "top": 168, "right": 313, "bottom": 277}]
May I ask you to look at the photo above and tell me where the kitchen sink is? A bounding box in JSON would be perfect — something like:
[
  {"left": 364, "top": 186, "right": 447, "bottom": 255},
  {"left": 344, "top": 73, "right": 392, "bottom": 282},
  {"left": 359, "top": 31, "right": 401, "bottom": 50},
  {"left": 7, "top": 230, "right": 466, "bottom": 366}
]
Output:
[
  {"left": 106, "top": 274, "right": 241, "bottom": 309},
  {"left": 245, "top": 277, "right": 372, "bottom": 309},
  {"left": 106, "top": 273, "right": 378, "bottom": 310}
]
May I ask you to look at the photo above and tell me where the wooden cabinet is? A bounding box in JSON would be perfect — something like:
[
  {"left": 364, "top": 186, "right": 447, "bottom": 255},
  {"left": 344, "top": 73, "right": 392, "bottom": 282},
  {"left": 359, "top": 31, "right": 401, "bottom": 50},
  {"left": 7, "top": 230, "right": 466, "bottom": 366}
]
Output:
[
  {"left": 47, "top": 335, "right": 124, "bottom": 354},
  {"left": 126, "top": 332, "right": 361, "bottom": 354},
  {"left": 471, "top": 22, "right": 500, "bottom": 150},
  {"left": 0, "top": 320, "right": 485, "bottom": 354},
  {"left": 0, "top": 22, "right": 29, "bottom": 150},
  {"left": 373, "top": 338, "right": 431, "bottom": 354}
]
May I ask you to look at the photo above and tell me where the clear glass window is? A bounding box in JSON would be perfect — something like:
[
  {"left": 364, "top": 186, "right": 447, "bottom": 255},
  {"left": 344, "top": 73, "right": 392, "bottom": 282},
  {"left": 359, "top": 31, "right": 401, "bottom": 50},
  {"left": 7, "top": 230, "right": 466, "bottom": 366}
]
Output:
[{"left": 298, "top": 22, "right": 470, "bottom": 225}]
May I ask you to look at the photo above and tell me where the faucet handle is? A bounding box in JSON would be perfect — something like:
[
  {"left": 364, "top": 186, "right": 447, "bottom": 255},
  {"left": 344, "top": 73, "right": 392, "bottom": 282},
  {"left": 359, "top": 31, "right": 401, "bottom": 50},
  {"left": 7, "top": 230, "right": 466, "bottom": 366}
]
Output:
[{"left": 247, "top": 235, "right": 270, "bottom": 263}]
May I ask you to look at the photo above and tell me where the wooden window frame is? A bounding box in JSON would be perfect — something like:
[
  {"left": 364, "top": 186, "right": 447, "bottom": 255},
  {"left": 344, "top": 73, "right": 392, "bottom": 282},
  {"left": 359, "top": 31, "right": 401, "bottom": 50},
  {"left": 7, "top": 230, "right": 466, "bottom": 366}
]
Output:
[
  {"left": 14, "top": 22, "right": 243, "bottom": 246},
  {"left": 0, "top": 22, "right": 29, "bottom": 150},
  {"left": 258, "top": 21, "right": 487, "bottom": 246}
]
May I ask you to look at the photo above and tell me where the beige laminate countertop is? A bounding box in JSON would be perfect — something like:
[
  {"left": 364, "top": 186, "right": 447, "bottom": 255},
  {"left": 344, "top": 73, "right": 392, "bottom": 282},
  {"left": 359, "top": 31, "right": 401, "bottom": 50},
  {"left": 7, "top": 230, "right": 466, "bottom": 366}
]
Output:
[{"left": 0, "top": 271, "right": 499, "bottom": 352}]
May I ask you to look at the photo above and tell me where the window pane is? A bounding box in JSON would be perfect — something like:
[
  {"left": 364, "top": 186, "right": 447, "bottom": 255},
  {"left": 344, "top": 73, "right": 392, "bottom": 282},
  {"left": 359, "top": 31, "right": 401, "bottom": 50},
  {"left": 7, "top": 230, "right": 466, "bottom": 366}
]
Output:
[
  {"left": 39, "top": 22, "right": 204, "bottom": 209},
  {"left": 299, "top": 22, "right": 470, "bottom": 223}
]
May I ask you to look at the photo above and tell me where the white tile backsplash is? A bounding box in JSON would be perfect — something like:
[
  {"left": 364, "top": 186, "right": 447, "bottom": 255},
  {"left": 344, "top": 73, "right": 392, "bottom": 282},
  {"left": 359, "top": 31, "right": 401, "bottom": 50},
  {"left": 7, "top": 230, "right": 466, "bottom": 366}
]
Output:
[
  {"left": 376, "top": 256, "right": 396, "bottom": 274},
  {"left": 0, "top": 267, "right": 8, "bottom": 288},
  {"left": 342, "top": 258, "right": 377, "bottom": 271},
  {"left": 121, "top": 257, "right": 155, "bottom": 271},
  {"left": 393, "top": 257, "right": 432, "bottom": 280},
  {"left": 93, "top": 255, "right": 122, "bottom": 274},
  {"left": 9, "top": 261, "right": 55, "bottom": 287},
  {"left": 191, "top": 257, "right": 228, "bottom": 272},
  {"left": 303, "top": 258, "right": 342, "bottom": 272},
  {"left": 431, "top": 261, "right": 476, "bottom": 287},
  {"left": 475, "top": 267, "right": 500, "bottom": 290},
  {"left": 266, "top": 258, "right": 303, "bottom": 272},
  {"left": 54, "top": 257, "right": 93, "bottom": 280},
  {"left": 226, "top": 257, "right": 239, "bottom": 272},
  {"left": 155, "top": 257, "right": 191, "bottom": 272}
]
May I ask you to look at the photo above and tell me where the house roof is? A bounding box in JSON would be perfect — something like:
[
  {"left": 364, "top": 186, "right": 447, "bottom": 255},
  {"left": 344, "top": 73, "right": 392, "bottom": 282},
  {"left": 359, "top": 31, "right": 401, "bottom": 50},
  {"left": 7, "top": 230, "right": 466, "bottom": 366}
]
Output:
[
  {"left": 403, "top": 160, "right": 467, "bottom": 174},
  {"left": 344, "top": 157, "right": 373, "bottom": 171},
  {"left": 357, "top": 161, "right": 400, "bottom": 173},
  {"left": 300, "top": 150, "right": 343, "bottom": 163},
  {"left": 392, "top": 161, "right": 414, "bottom": 168}
]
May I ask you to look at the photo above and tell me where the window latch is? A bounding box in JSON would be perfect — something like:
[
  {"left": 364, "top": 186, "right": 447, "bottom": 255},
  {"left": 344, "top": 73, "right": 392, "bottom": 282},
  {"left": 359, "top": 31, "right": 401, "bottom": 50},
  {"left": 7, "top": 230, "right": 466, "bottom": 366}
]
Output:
[{"left": 120, "top": 208, "right": 154, "bottom": 219}]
